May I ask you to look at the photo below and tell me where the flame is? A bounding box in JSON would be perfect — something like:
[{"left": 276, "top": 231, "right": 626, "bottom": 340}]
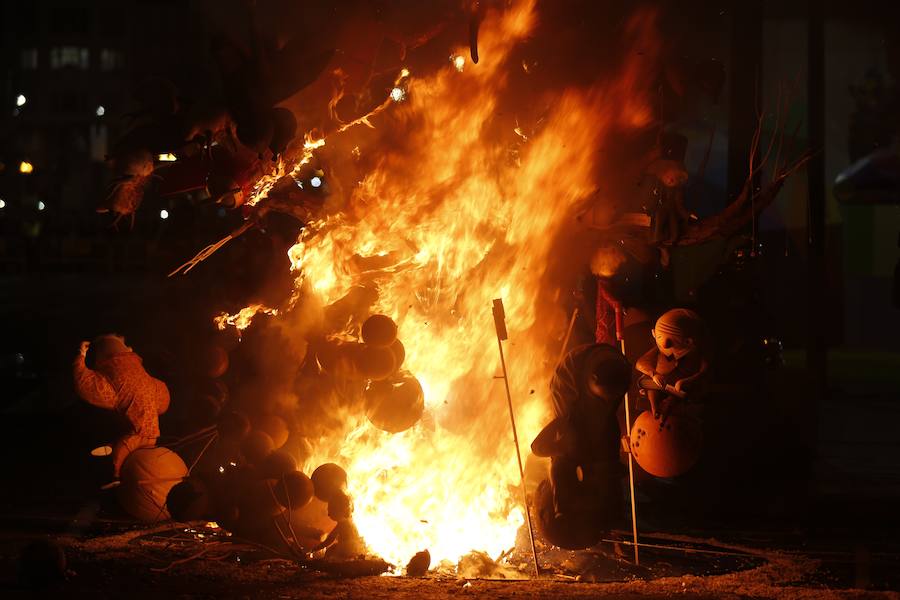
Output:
[
  {"left": 215, "top": 304, "right": 278, "bottom": 331},
  {"left": 228, "top": 0, "right": 662, "bottom": 571}
]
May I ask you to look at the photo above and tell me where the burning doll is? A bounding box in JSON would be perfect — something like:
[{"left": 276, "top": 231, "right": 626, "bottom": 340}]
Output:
[
  {"left": 635, "top": 308, "right": 709, "bottom": 420},
  {"left": 313, "top": 490, "right": 367, "bottom": 560},
  {"left": 530, "top": 344, "right": 632, "bottom": 549},
  {"left": 73, "top": 335, "right": 170, "bottom": 479}
]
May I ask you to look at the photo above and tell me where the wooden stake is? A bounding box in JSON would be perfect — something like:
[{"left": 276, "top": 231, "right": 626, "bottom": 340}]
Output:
[
  {"left": 554, "top": 307, "right": 580, "bottom": 369},
  {"left": 492, "top": 298, "right": 540, "bottom": 577},
  {"left": 615, "top": 304, "right": 640, "bottom": 565}
]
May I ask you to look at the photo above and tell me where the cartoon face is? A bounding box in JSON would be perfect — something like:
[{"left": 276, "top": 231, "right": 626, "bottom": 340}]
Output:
[
  {"left": 652, "top": 328, "right": 694, "bottom": 359},
  {"left": 661, "top": 170, "right": 688, "bottom": 188}
]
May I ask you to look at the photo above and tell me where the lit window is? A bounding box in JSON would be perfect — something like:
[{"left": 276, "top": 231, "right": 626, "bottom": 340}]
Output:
[
  {"left": 100, "top": 49, "right": 124, "bottom": 71},
  {"left": 158, "top": 153, "right": 177, "bottom": 162},
  {"left": 20, "top": 49, "right": 38, "bottom": 70},
  {"left": 50, "top": 47, "right": 89, "bottom": 70}
]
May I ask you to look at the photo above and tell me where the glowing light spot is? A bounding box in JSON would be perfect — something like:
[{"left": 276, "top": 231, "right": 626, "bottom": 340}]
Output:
[
  {"left": 0, "top": 199, "right": 5, "bottom": 209},
  {"left": 16, "top": 94, "right": 26, "bottom": 107},
  {"left": 158, "top": 153, "right": 177, "bottom": 162},
  {"left": 19, "top": 161, "right": 34, "bottom": 174},
  {"left": 390, "top": 87, "right": 406, "bottom": 102},
  {"left": 451, "top": 55, "right": 465, "bottom": 72},
  {"left": 37, "top": 201, "right": 45, "bottom": 211},
  {"left": 95, "top": 105, "right": 105, "bottom": 117},
  {"left": 310, "top": 176, "right": 322, "bottom": 188},
  {"left": 159, "top": 209, "right": 169, "bottom": 219}
]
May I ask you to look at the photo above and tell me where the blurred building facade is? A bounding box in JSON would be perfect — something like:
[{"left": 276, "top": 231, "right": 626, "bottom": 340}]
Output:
[{"left": 0, "top": 0, "right": 213, "bottom": 270}]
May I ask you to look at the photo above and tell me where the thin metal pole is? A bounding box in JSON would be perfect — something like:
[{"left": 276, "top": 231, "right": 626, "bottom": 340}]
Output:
[
  {"left": 493, "top": 300, "right": 540, "bottom": 577},
  {"left": 554, "top": 307, "right": 580, "bottom": 369},
  {"left": 615, "top": 306, "right": 640, "bottom": 566}
]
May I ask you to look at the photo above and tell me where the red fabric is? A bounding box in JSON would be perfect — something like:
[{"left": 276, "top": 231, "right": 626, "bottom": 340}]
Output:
[
  {"left": 594, "top": 282, "right": 618, "bottom": 346},
  {"left": 73, "top": 352, "right": 169, "bottom": 440}
]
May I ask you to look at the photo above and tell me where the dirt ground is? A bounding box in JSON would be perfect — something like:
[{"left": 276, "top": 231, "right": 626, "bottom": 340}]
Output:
[{"left": 1, "top": 522, "right": 897, "bottom": 600}]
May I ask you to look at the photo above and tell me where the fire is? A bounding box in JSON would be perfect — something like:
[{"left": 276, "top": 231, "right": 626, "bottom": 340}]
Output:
[
  {"left": 227, "top": 0, "right": 660, "bottom": 570},
  {"left": 215, "top": 304, "right": 278, "bottom": 332}
]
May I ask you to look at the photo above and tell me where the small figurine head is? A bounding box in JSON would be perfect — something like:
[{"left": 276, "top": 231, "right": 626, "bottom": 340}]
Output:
[
  {"left": 652, "top": 309, "right": 705, "bottom": 359},
  {"left": 583, "top": 345, "right": 632, "bottom": 401},
  {"left": 646, "top": 159, "right": 688, "bottom": 188},
  {"left": 327, "top": 490, "right": 353, "bottom": 522}
]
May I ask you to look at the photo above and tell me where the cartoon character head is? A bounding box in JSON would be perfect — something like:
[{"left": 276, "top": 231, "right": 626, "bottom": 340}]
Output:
[{"left": 652, "top": 309, "right": 705, "bottom": 359}]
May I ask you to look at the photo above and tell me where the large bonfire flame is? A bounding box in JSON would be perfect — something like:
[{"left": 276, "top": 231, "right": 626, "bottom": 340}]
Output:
[{"left": 222, "top": 0, "right": 659, "bottom": 569}]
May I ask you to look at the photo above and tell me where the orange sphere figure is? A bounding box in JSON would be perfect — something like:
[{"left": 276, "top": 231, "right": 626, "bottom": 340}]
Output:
[
  {"left": 311, "top": 463, "right": 347, "bottom": 503},
  {"left": 274, "top": 471, "right": 314, "bottom": 510},
  {"left": 354, "top": 344, "right": 398, "bottom": 380},
  {"left": 365, "top": 376, "right": 424, "bottom": 433},
  {"left": 256, "top": 414, "right": 289, "bottom": 449},
  {"left": 241, "top": 430, "right": 275, "bottom": 465},
  {"left": 389, "top": 339, "right": 405, "bottom": 369},
  {"left": 199, "top": 344, "right": 229, "bottom": 378},
  {"left": 361, "top": 314, "right": 398, "bottom": 347},
  {"left": 630, "top": 410, "right": 702, "bottom": 478}
]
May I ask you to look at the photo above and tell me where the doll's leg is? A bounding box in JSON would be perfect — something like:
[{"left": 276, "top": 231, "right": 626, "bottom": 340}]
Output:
[
  {"left": 111, "top": 434, "right": 158, "bottom": 477},
  {"left": 646, "top": 389, "right": 664, "bottom": 418}
]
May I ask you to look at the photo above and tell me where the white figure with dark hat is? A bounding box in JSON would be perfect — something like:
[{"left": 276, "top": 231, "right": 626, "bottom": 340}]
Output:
[{"left": 635, "top": 308, "right": 710, "bottom": 422}]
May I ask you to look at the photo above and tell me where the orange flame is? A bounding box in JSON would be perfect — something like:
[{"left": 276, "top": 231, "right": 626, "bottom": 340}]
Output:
[
  {"left": 231, "top": 0, "right": 661, "bottom": 570},
  {"left": 215, "top": 304, "right": 279, "bottom": 332}
]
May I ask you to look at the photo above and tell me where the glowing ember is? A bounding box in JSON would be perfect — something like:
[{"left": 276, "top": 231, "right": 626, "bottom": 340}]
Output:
[
  {"left": 390, "top": 87, "right": 406, "bottom": 102},
  {"left": 451, "top": 54, "right": 466, "bottom": 72}
]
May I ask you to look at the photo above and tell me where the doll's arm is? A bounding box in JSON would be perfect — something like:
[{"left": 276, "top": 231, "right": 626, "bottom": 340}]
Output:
[
  {"left": 73, "top": 351, "right": 118, "bottom": 409},
  {"left": 635, "top": 347, "right": 659, "bottom": 377},
  {"left": 673, "top": 357, "right": 709, "bottom": 391}
]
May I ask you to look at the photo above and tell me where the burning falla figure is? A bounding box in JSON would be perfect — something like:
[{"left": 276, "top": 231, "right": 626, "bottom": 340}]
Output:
[
  {"left": 635, "top": 308, "right": 710, "bottom": 420},
  {"left": 313, "top": 490, "right": 367, "bottom": 560},
  {"left": 530, "top": 344, "right": 632, "bottom": 550},
  {"left": 73, "top": 335, "right": 170, "bottom": 480}
]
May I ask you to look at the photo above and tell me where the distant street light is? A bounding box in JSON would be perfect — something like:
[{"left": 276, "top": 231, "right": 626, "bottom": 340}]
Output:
[
  {"left": 96, "top": 105, "right": 105, "bottom": 117},
  {"left": 0, "top": 199, "right": 6, "bottom": 209},
  {"left": 37, "top": 201, "right": 46, "bottom": 211},
  {"left": 16, "top": 94, "right": 27, "bottom": 107},
  {"left": 19, "top": 161, "right": 34, "bottom": 174},
  {"left": 160, "top": 209, "right": 169, "bottom": 219}
]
